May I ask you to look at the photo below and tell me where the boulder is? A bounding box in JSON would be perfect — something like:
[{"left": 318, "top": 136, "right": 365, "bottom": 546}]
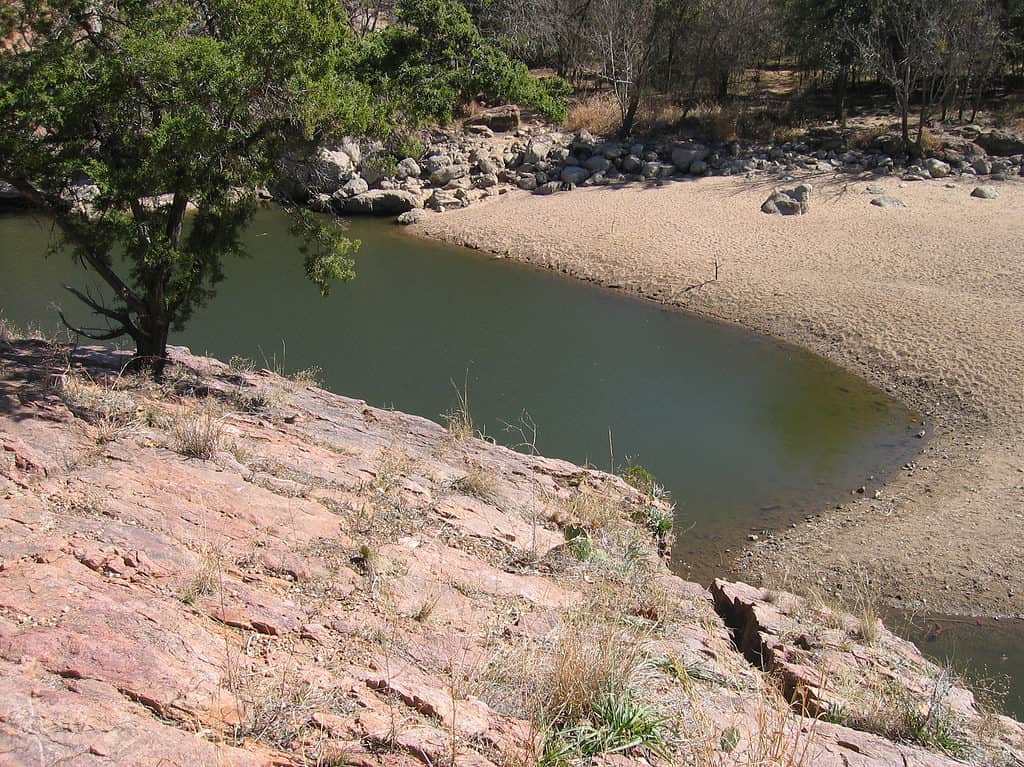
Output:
[
  {"left": 396, "top": 209, "right": 425, "bottom": 225},
  {"left": 924, "top": 158, "right": 950, "bottom": 178},
  {"left": 762, "top": 183, "right": 812, "bottom": 215},
  {"left": 338, "top": 176, "right": 368, "bottom": 198},
  {"left": 620, "top": 154, "right": 642, "bottom": 173},
  {"left": 971, "top": 185, "right": 999, "bottom": 199},
  {"left": 339, "top": 138, "right": 362, "bottom": 166},
  {"left": 582, "top": 155, "right": 611, "bottom": 173},
  {"left": 516, "top": 175, "right": 538, "bottom": 192},
  {"left": 309, "top": 147, "right": 355, "bottom": 193},
  {"left": 396, "top": 157, "right": 422, "bottom": 180},
  {"left": 974, "top": 130, "right": 1024, "bottom": 157},
  {"left": 524, "top": 139, "right": 553, "bottom": 165},
  {"left": 671, "top": 143, "right": 710, "bottom": 172},
  {"left": 425, "top": 188, "right": 464, "bottom": 211},
  {"left": 560, "top": 166, "right": 590, "bottom": 186},
  {"left": 342, "top": 189, "right": 421, "bottom": 215},
  {"left": 532, "top": 181, "right": 562, "bottom": 196},
  {"left": 463, "top": 105, "right": 521, "bottom": 133}
]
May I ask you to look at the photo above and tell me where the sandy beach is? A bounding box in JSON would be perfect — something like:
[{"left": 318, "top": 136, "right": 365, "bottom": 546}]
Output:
[{"left": 414, "top": 173, "right": 1024, "bottom": 617}]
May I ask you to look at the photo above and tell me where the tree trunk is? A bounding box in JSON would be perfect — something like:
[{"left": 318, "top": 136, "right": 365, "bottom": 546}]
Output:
[
  {"left": 619, "top": 88, "right": 641, "bottom": 138},
  {"left": 716, "top": 71, "right": 729, "bottom": 102},
  {"left": 129, "top": 301, "right": 171, "bottom": 378},
  {"left": 835, "top": 65, "right": 849, "bottom": 127},
  {"left": 900, "top": 61, "right": 911, "bottom": 143}
]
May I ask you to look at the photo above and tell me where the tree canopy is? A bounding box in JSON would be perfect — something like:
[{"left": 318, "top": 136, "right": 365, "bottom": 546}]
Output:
[{"left": 0, "top": 0, "right": 565, "bottom": 371}]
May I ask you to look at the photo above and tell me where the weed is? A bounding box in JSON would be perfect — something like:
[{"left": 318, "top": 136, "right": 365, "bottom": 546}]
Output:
[
  {"left": 289, "top": 366, "right": 322, "bottom": 387},
  {"left": 170, "top": 404, "right": 223, "bottom": 459},
  {"left": 227, "top": 355, "right": 257, "bottom": 374},
  {"left": 413, "top": 592, "right": 440, "bottom": 623},
  {"left": 621, "top": 463, "right": 658, "bottom": 495},
  {"left": 543, "top": 688, "right": 669, "bottom": 762},
  {"left": 443, "top": 378, "right": 475, "bottom": 441},
  {"left": 453, "top": 463, "right": 498, "bottom": 501},
  {"left": 177, "top": 545, "right": 221, "bottom": 605}
]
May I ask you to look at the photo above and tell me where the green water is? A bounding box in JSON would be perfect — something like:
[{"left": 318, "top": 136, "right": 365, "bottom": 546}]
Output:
[
  {"left": 0, "top": 207, "right": 921, "bottom": 573},
  {"left": 2, "top": 207, "right": 1021, "bottom": 720},
  {"left": 896, "top": 615, "right": 1024, "bottom": 720}
]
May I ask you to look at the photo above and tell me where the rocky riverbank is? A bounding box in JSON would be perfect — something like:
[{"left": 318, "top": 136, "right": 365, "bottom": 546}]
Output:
[
  {"left": 410, "top": 131, "right": 1024, "bottom": 621},
  {"left": 2, "top": 338, "right": 1022, "bottom": 765},
  {"left": 263, "top": 106, "right": 1024, "bottom": 222}
]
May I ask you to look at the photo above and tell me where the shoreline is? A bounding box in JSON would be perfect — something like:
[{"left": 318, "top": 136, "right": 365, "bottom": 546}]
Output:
[{"left": 409, "top": 173, "right": 1024, "bottom": 619}]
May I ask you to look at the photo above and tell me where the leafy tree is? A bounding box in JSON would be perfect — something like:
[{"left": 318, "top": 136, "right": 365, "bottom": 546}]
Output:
[
  {"left": 354, "top": 0, "right": 569, "bottom": 126},
  {"left": 0, "top": 0, "right": 377, "bottom": 373},
  {"left": 0, "top": 0, "right": 566, "bottom": 374}
]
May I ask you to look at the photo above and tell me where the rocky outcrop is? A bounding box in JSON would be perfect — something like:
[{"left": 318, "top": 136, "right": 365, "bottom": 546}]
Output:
[
  {"left": 973, "top": 130, "right": 1024, "bottom": 157},
  {"left": 712, "top": 580, "right": 1024, "bottom": 763},
  {"left": 0, "top": 338, "right": 1020, "bottom": 766}
]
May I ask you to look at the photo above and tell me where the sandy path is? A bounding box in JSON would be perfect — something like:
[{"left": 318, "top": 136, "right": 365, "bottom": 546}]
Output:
[{"left": 414, "top": 173, "right": 1024, "bottom": 617}]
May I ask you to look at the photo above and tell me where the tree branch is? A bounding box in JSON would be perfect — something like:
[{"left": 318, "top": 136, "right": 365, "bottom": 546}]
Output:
[{"left": 57, "top": 310, "right": 130, "bottom": 342}]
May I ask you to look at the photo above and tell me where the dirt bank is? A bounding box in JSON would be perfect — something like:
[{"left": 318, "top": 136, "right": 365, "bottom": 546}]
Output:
[{"left": 413, "top": 173, "right": 1024, "bottom": 618}]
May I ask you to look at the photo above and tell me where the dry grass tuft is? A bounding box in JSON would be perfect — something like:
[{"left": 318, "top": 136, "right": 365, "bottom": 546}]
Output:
[
  {"left": 566, "top": 93, "right": 622, "bottom": 136},
  {"left": 443, "top": 379, "right": 476, "bottom": 442},
  {"left": 453, "top": 462, "right": 499, "bottom": 501},
  {"left": 547, "top": 619, "right": 642, "bottom": 721},
  {"left": 560, "top": 489, "right": 623, "bottom": 533},
  {"left": 849, "top": 124, "right": 890, "bottom": 149},
  {"left": 177, "top": 545, "right": 221, "bottom": 604},
  {"left": 170, "top": 403, "right": 223, "bottom": 459}
]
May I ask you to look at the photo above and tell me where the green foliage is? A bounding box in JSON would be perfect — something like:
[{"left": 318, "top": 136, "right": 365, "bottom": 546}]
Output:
[
  {"left": 353, "top": 0, "right": 569, "bottom": 126},
  {"left": 621, "top": 463, "right": 658, "bottom": 495},
  {"left": 0, "top": 0, "right": 373, "bottom": 367},
  {"left": 541, "top": 688, "right": 670, "bottom": 763}
]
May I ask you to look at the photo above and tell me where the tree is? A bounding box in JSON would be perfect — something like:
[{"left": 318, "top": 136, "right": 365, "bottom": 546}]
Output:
[
  {"left": 0, "top": 0, "right": 376, "bottom": 373},
  {"left": 353, "top": 0, "right": 569, "bottom": 126},
  {"left": 0, "top": 0, "right": 566, "bottom": 375}
]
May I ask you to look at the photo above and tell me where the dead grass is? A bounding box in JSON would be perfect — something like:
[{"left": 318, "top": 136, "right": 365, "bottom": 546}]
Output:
[
  {"left": 547, "top": 619, "right": 643, "bottom": 721},
  {"left": 453, "top": 462, "right": 499, "bottom": 501},
  {"left": 443, "top": 379, "right": 475, "bottom": 442},
  {"left": 566, "top": 93, "right": 622, "bottom": 136},
  {"left": 169, "top": 403, "right": 223, "bottom": 459},
  {"left": 559, "top": 489, "right": 624, "bottom": 533},
  {"left": 177, "top": 544, "right": 222, "bottom": 605}
]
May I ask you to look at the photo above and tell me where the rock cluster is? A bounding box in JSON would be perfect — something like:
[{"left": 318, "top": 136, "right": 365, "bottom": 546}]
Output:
[
  {"left": 1, "top": 338, "right": 1022, "bottom": 766},
  {"left": 262, "top": 118, "right": 1024, "bottom": 220},
  {"left": 2, "top": 115, "right": 1020, "bottom": 217}
]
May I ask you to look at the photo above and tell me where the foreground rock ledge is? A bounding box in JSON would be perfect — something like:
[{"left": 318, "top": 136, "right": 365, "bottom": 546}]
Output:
[{"left": 0, "top": 340, "right": 1020, "bottom": 766}]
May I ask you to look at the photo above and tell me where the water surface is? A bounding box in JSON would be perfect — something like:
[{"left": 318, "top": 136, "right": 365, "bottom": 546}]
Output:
[{"left": 0, "top": 207, "right": 921, "bottom": 576}]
